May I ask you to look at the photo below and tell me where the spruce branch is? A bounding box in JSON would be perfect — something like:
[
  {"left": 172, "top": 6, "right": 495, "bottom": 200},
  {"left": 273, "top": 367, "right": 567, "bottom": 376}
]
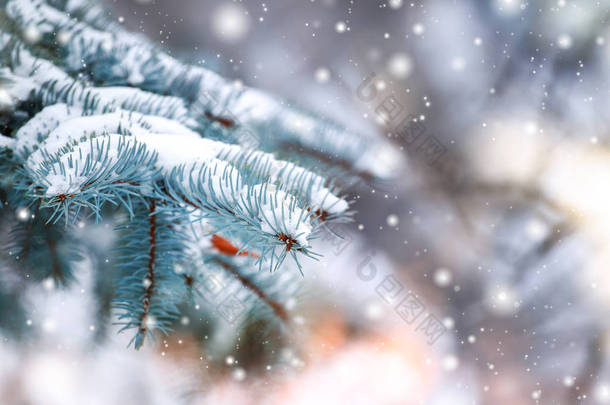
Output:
[{"left": 0, "top": 0, "right": 397, "bottom": 347}]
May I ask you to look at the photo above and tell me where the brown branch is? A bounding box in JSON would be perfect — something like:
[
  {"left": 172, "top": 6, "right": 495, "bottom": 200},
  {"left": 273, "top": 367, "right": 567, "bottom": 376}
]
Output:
[
  {"left": 204, "top": 111, "right": 235, "bottom": 128},
  {"left": 278, "top": 141, "right": 374, "bottom": 183},
  {"left": 138, "top": 200, "right": 157, "bottom": 342},
  {"left": 214, "top": 258, "right": 289, "bottom": 323}
]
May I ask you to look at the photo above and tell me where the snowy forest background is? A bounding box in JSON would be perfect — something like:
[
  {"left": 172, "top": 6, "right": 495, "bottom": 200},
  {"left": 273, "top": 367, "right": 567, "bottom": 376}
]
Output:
[{"left": 2, "top": 0, "right": 610, "bottom": 404}]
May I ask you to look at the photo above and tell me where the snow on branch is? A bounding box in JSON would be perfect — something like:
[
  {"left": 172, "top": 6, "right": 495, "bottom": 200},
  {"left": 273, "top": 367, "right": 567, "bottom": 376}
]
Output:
[
  {"left": 0, "top": 0, "right": 400, "bottom": 347},
  {"left": 5, "top": 0, "right": 401, "bottom": 181}
]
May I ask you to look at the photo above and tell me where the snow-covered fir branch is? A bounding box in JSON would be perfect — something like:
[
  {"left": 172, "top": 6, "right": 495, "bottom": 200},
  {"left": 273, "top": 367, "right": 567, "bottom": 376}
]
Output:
[{"left": 0, "top": 0, "right": 397, "bottom": 347}]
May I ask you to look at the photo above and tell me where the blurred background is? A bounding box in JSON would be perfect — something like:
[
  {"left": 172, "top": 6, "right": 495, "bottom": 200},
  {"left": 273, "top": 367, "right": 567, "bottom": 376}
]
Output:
[{"left": 3, "top": 0, "right": 610, "bottom": 403}]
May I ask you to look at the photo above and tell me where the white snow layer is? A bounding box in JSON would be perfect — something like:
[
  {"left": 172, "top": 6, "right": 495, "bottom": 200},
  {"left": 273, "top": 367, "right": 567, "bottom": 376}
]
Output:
[
  {"left": 6, "top": 0, "right": 401, "bottom": 180},
  {"left": 22, "top": 109, "right": 347, "bottom": 217}
]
